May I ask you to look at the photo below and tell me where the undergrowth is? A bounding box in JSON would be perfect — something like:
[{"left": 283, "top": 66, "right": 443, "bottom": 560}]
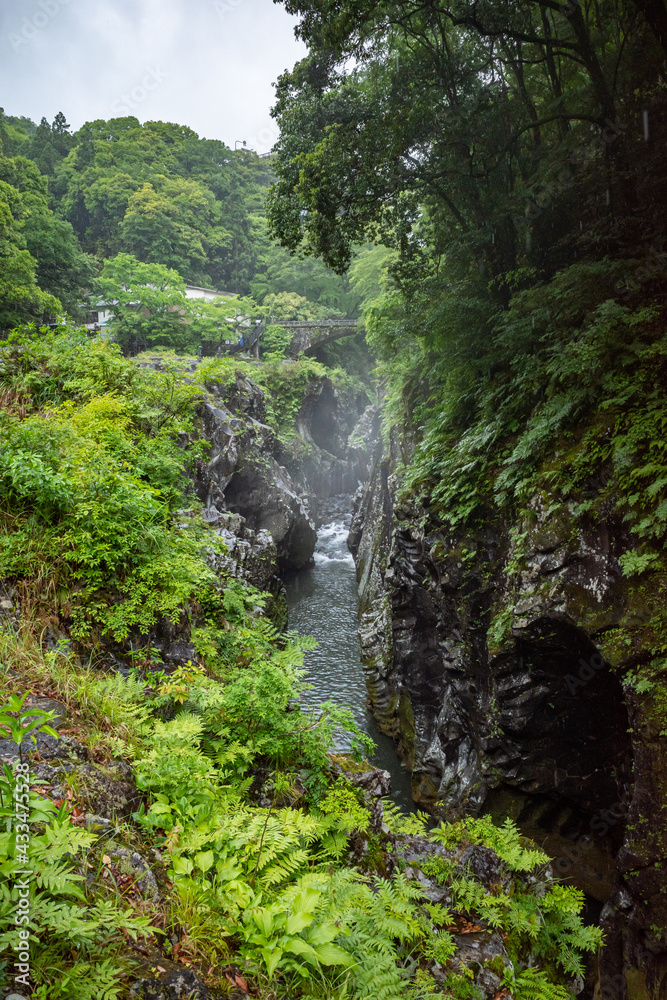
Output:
[
  {"left": 371, "top": 257, "right": 667, "bottom": 676},
  {"left": 0, "top": 326, "right": 600, "bottom": 998}
]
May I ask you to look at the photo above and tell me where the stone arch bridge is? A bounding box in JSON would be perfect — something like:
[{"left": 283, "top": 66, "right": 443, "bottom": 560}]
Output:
[
  {"left": 216, "top": 318, "right": 363, "bottom": 358},
  {"left": 277, "top": 319, "right": 363, "bottom": 356}
]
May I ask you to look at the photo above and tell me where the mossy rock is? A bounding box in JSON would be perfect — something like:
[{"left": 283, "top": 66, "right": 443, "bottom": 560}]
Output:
[{"left": 68, "top": 760, "right": 142, "bottom": 821}]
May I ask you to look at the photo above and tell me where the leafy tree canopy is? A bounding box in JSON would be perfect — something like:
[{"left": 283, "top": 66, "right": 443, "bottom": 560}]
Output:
[
  {"left": 0, "top": 153, "right": 94, "bottom": 316},
  {"left": 97, "top": 253, "right": 192, "bottom": 352}
]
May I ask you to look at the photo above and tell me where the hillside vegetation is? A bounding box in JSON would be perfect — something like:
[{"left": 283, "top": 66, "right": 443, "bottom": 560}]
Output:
[
  {"left": 3, "top": 0, "right": 667, "bottom": 994},
  {"left": 268, "top": 0, "right": 667, "bottom": 687},
  {"left": 0, "top": 109, "right": 387, "bottom": 345},
  {"left": 0, "top": 331, "right": 599, "bottom": 999}
]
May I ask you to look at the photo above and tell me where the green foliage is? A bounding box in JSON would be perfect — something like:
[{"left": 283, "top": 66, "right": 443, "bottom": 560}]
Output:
[
  {"left": 381, "top": 800, "right": 430, "bottom": 837},
  {"left": 249, "top": 234, "right": 361, "bottom": 315},
  {"left": 502, "top": 967, "right": 572, "bottom": 1000},
  {"left": 431, "top": 816, "right": 548, "bottom": 871},
  {"left": 97, "top": 253, "right": 193, "bottom": 352},
  {"left": 0, "top": 700, "right": 152, "bottom": 998},
  {"left": 0, "top": 329, "right": 219, "bottom": 639},
  {"left": 247, "top": 354, "right": 368, "bottom": 446},
  {"left": 441, "top": 970, "right": 483, "bottom": 999},
  {"left": 0, "top": 254, "right": 605, "bottom": 1000},
  {"left": 0, "top": 691, "right": 59, "bottom": 755},
  {"left": 0, "top": 170, "right": 62, "bottom": 331},
  {"left": 259, "top": 291, "right": 344, "bottom": 359},
  {"left": 318, "top": 779, "right": 370, "bottom": 834},
  {"left": 53, "top": 117, "right": 262, "bottom": 292},
  {"left": 0, "top": 522, "right": 601, "bottom": 1000},
  {"left": 267, "top": 0, "right": 667, "bottom": 682},
  {"left": 128, "top": 667, "right": 442, "bottom": 992},
  {"left": 429, "top": 817, "right": 603, "bottom": 979}
]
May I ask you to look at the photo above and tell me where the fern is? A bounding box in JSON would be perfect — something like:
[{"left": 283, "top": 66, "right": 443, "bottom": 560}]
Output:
[
  {"left": 382, "top": 800, "right": 430, "bottom": 836},
  {"left": 428, "top": 816, "right": 602, "bottom": 980},
  {"left": 504, "top": 967, "right": 572, "bottom": 1000},
  {"left": 31, "top": 958, "right": 127, "bottom": 1000},
  {"left": 352, "top": 952, "right": 406, "bottom": 1000}
]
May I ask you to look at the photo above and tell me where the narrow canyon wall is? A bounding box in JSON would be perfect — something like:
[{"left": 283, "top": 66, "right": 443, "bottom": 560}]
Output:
[
  {"left": 194, "top": 368, "right": 377, "bottom": 571},
  {"left": 350, "top": 445, "right": 667, "bottom": 1000}
]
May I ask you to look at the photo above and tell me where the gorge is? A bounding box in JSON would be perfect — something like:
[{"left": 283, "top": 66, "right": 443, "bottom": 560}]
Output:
[{"left": 2, "top": 0, "right": 667, "bottom": 995}]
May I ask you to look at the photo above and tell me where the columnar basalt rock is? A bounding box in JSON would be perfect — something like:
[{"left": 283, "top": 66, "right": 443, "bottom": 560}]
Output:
[{"left": 350, "top": 447, "right": 667, "bottom": 998}]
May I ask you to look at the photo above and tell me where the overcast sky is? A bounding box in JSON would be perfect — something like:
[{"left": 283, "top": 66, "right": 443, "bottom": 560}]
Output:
[{"left": 0, "top": 0, "right": 307, "bottom": 152}]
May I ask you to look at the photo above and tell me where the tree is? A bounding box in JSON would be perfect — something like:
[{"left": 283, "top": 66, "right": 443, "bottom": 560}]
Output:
[
  {"left": 0, "top": 197, "right": 60, "bottom": 332},
  {"left": 23, "top": 212, "right": 95, "bottom": 318},
  {"left": 28, "top": 112, "right": 74, "bottom": 176},
  {"left": 118, "top": 178, "right": 233, "bottom": 285},
  {"left": 52, "top": 118, "right": 261, "bottom": 293},
  {"left": 0, "top": 154, "right": 93, "bottom": 315},
  {"left": 186, "top": 295, "right": 245, "bottom": 347},
  {"left": 28, "top": 117, "right": 58, "bottom": 175},
  {"left": 266, "top": 0, "right": 667, "bottom": 477},
  {"left": 0, "top": 109, "right": 34, "bottom": 157},
  {"left": 97, "top": 254, "right": 193, "bottom": 352},
  {"left": 250, "top": 226, "right": 361, "bottom": 314},
  {"left": 268, "top": 0, "right": 664, "bottom": 285}
]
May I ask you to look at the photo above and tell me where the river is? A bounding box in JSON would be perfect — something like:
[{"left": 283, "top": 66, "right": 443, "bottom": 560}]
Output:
[{"left": 283, "top": 512, "right": 414, "bottom": 811}]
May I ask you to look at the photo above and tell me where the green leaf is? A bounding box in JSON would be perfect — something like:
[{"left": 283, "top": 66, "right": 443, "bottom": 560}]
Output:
[
  {"left": 195, "top": 849, "right": 214, "bottom": 873},
  {"left": 311, "top": 942, "right": 354, "bottom": 967},
  {"left": 283, "top": 936, "right": 320, "bottom": 961},
  {"left": 252, "top": 907, "right": 275, "bottom": 938},
  {"left": 172, "top": 855, "right": 194, "bottom": 875},
  {"left": 261, "top": 944, "right": 283, "bottom": 977}
]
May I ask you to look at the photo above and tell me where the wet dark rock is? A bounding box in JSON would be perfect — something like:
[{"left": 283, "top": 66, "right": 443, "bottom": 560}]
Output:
[
  {"left": 351, "top": 448, "right": 667, "bottom": 997},
  {"left": 458, "top": 845, "right": 505, "bottom": 887},
  {"left": 204, "top": 507, "right": 281, "bottom": 593},
  {"left": 0, "top": 722, "right": 142, "bottom": 822},
  {"left": 210, "top": 371, "right": 267, "bottom": 423},
  {"left": 130, "top": 981, "right": 170, "bottom": 1000},
  {"left": 395, "top": 833, "right": 515, "bottom": 995},
  {"left": 196, "top": 392, "right": 317, "bottom": 570},
  {"left": 401, "top": 843, "right": 452, "bottom": 906},
  {"left": 130, "top": 957, "right": 221, "bottom": 1000},
  {"left": 315, "top": 492, "right": 355, "bottom": 525},
  {"left": 68, "top": 760, "right": 141, "bottom": 821},
  {"left": 190, "top": 365, "right": 378, "bottom": 570},
  {"left": 447, "top": 929, "right": 509, "bottom": 999},
  {"left": 343, "top": 765, "right": 391, "bottom": 796},
  {"left": 164, "top": 642, "right": 196, "bottom": 667},
  {"left": 222, "top": 457, "right": 317, "bottom": 571},
  {"left": 0, "top": 731, "right": 90, "bottom": 767},
  {"left": 26, "top": 695, "right": 68, "bottom": 726},
  {"left": 286, "top": 386, "right": 379, "bottom": 499}
]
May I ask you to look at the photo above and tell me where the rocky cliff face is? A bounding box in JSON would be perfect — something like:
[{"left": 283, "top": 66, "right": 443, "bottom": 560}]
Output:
[
  {"left": 193, "top": 368, "right": 376, "bottom": 571},
  {"left": 350, "top": 446, "right": 667, "bottom": 999},
  {"left": 194, "top": 370, "right": 317, "bottom": 572},
  {"left": 287, "top": 375, "right": 379, "bottom": 500},
  {"left": 88, "top": 361, "right": 377, "bottom": 674}
]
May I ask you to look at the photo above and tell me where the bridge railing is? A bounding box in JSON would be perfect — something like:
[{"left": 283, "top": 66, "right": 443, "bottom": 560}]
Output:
[
  {"left": 276, "top": 319, "right": 360, "bottom": 329},
  {"left": 226, "top": 320, "right": 265, "bottom": 354},
  {"left": 201, "top": 321, "right": 266, "bottom": 357}
]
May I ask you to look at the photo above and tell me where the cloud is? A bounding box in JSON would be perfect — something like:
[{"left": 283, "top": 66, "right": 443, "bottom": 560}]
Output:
[{"left": 0, "top": 0, "right": 307, "bottom": 151}]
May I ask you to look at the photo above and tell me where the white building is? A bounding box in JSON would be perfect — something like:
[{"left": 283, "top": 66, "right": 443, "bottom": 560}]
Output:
[{"left": 184, "top": 285, "right": 234, "bottom": 302}]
